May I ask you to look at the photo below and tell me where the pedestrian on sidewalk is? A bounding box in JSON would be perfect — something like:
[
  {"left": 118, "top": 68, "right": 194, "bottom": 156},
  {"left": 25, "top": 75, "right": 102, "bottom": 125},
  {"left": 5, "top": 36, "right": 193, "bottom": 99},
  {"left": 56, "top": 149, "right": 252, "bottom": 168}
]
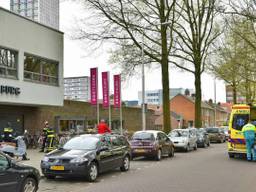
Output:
[
  {"left": 97, "top": 119, "right": 111, "bottom": 134},
  {"left": 242, "top": 120, "right": 256, "bottom": 161}
]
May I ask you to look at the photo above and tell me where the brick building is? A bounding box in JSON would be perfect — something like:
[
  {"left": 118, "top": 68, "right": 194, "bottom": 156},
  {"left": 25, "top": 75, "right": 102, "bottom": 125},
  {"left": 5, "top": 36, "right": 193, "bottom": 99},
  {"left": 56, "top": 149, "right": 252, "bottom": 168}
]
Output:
[
  {"left": 170, "top": 94, "right": 229, "bottom": 128},
  {"left": 0, "top": 100, "right": 155, "bottom": 136}
]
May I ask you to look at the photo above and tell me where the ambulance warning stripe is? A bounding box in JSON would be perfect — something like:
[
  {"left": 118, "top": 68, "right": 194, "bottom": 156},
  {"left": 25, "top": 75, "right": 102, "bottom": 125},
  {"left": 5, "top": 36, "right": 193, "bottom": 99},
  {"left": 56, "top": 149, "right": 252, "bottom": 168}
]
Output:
[{"left": 228, "top": 138, "right": 246, "bottom": 144}]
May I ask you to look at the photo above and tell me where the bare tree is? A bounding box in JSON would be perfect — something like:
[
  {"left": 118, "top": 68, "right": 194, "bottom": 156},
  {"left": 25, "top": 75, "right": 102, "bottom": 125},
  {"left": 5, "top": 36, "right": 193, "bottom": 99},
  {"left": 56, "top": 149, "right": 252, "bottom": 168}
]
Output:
[
  {"left": 171, "top": 0, "right": 221, "bottom": 128},
  {"left": 74, "top": 0, "right": 177, "bottom": 133}
]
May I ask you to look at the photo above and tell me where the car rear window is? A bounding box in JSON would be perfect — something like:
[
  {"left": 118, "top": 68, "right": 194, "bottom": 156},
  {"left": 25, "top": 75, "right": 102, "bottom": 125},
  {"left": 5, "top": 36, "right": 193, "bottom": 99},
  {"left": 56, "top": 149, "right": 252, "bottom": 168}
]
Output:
[
  {"left": 206, "top": 128, "right": 219, "bottom": 133},
  {"left": 232, "top": 114, "right": 249, "bottom": 131},
  {"left": 132, "top": 132, "right": 155, "bottom": 141}
]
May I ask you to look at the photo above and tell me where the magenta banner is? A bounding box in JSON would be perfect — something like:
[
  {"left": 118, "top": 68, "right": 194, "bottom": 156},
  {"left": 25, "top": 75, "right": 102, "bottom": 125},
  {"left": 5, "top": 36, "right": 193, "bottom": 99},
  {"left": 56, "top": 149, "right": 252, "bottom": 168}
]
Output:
[
  {"left": 114, "top": 74, "right": 121, "bottom": 108},
  {"left": 102, "top": 72, "right": 109, "bottom": 108},
  {"left": 90, "top": 68, "right": 98, "bottom": 105}
]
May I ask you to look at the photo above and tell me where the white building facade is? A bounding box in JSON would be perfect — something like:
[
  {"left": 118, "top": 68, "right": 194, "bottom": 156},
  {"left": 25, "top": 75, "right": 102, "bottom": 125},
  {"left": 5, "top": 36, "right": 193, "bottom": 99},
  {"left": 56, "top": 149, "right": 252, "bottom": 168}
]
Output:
[
  {"left": 138, "top": 88, "right": 195, "bottom": 105},
  {"left": 10, "top": 0, "right": 59, "bottom": 29},
  {"left": 64, "top": 76, "right": 90, "bottom": 102},
  {"left": 0, "top": 8, "right": 63, "bottom": 134}
]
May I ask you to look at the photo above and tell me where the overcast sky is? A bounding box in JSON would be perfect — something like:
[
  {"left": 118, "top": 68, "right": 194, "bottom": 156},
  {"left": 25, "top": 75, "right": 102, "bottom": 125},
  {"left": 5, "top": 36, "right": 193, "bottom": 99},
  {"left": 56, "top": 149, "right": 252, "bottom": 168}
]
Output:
[{"left": 0, "top": 0, "right": 226, "bottom": 102}]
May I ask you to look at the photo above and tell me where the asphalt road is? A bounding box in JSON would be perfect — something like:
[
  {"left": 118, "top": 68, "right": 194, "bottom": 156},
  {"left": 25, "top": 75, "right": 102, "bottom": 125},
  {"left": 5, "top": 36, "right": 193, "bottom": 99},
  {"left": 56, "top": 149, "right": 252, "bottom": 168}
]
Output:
[{"left": 36, "top": 143, "right": 256, "bottom": 192}]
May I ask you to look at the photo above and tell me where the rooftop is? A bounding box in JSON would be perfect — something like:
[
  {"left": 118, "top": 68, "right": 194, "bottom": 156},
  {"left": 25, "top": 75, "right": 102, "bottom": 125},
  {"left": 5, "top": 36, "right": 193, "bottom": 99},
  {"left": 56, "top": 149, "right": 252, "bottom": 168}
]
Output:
[{"left": 0, "top": 6, "right": 63, "bottom": 34}]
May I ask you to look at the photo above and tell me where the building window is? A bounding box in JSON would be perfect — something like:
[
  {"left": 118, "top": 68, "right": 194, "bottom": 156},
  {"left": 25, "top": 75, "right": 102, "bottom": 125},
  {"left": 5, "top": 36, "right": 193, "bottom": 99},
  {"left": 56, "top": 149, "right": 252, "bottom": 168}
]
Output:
[
  {"left": 0, "top": 47, "right": 18, "bottom": 79},
  {"left": 24, "top": 54, "right": 59, "bottom": 86}
]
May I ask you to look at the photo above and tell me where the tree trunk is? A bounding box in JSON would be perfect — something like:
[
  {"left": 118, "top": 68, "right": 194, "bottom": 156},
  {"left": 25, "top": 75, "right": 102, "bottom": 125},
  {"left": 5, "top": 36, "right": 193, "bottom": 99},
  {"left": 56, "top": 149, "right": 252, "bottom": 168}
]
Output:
[
  {"left": 233, "top": 84, "right": 237, "bottom": 104},
  {"left": 194, "top": 69, "right": 202, "bottom": 128},
  {"left": 160, "top": 0, "right": 171, "bottom": 133},
  {"left": 161, "top": 59, "right": 171, "bottom": 133}
]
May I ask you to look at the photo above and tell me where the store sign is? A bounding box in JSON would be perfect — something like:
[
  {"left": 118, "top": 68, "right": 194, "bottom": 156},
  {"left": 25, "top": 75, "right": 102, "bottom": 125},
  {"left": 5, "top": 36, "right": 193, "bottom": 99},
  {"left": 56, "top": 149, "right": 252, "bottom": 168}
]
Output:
[{"left": 0, "top": 85, "right": 20, "bottom": 95}]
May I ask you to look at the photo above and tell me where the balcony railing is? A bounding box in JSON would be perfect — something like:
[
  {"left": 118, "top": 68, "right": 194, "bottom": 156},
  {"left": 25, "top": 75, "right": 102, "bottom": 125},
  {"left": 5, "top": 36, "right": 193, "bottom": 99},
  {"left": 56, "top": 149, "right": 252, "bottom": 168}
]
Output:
[{"left": 24, "top": 70, "right": 58, "bottom": 86}]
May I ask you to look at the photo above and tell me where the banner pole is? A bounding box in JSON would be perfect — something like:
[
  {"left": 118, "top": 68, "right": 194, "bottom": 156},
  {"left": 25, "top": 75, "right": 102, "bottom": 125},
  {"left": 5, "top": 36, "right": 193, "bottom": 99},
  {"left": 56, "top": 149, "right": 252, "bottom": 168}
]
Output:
[
  {"left": 97, "top": 68, "right": 99, "bottom": 125},
  {"left": 108, "top": 72, "right": 111, "bottom": 130},
  {"left": 120, "top": 75, "right": 123, "bottom": 135}
]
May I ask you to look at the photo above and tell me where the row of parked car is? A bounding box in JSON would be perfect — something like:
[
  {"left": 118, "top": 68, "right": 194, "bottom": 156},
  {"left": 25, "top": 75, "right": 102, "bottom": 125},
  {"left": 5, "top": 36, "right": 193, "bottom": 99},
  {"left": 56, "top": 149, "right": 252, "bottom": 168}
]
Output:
[{"left": 0, "top": 127, "right": 228, "bottom": 192}]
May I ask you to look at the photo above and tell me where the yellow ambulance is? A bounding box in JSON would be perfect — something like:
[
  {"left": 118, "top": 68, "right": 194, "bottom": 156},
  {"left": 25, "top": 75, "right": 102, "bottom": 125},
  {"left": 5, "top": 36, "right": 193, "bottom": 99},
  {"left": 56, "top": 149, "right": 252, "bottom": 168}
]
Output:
[{"left": 228, "top": 104, "right": 256, "bottom": 158}]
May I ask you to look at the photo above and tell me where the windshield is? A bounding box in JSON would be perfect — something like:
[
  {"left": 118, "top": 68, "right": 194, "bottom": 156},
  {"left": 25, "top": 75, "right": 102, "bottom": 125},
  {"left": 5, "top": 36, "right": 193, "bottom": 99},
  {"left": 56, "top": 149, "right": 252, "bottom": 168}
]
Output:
[
  {"left": 206, "top": 128, "right": 219, "bottom": 133},
  {"left": 169, "top": 130, "right": 189, "bottom": 137},
  {"left": 132, "top": 132, "right": 155, "bottom": 141},
  {"left": 63, "top": 136, "right": 99, "bottom": 150},
  {"left": 232, "top": 114, "right": 249, "bottom": 131}
]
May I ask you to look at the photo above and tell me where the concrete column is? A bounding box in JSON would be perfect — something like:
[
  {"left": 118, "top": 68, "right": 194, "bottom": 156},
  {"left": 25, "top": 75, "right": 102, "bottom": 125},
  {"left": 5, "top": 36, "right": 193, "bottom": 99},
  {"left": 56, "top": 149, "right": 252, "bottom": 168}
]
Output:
[{"left": 18, "top": 50, "right": 24, "bottom": 81}]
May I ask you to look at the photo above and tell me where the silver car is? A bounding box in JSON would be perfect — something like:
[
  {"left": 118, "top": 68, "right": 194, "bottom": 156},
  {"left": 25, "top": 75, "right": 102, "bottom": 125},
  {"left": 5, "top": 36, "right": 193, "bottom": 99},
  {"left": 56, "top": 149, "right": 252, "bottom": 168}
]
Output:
[{"left": 168, "top": 129, "right": 197, "bottom": 152}]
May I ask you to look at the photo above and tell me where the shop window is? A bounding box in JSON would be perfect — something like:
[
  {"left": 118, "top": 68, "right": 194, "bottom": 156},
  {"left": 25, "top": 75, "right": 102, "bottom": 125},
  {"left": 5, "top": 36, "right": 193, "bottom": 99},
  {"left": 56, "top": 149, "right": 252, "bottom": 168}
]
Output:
[
  {"left": 0, "top": 47, "right": 18, "bottom": 79},
  {"left": 59, "top": 120, "right": 86, "bottom": 134},
  {"left": 24, "top": 54, "right": 59, "bottom": 86}
]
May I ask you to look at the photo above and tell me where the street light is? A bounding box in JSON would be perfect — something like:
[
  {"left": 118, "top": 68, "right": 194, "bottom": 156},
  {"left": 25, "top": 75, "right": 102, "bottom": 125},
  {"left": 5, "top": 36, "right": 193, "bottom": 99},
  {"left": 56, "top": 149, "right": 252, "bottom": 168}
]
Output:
[
  {"left": 141, "top": 21, "right": 172, "bottom": 131},
  {"left": 214, "top": 77, "right": 217, "bottom": 127}
]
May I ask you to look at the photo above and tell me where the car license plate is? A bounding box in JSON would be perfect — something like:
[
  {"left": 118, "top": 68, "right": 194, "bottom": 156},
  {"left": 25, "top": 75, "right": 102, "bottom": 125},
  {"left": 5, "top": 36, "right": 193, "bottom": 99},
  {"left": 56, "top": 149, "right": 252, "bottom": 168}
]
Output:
[
  {"left": 135, "top": 149, "right": 145, "bottom": 153},
  {"left": 50, "top": 166, "right": 64, "bottom": 171}
]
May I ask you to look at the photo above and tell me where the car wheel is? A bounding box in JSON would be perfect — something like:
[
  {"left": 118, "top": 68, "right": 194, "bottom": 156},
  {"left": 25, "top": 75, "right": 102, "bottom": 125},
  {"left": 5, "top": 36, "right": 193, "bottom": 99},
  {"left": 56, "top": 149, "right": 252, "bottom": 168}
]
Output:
[
  {"left": 120, "top": 156, "right": 130, "bottom": 172},
  {"left": 21, "top": 177, "right": 37, "bottom": 192},
  {"left": 185, "top": 144, "right": 190, "bottom": 152},
  {"left": 194, "top": 143, "right": 197, "bottom": 150},
  {"left": 45, "top": 175, "right": 55, "bottom": 180},
  {"left": 169, "top": 147, "right": 174, "bottom": 157},
  {"left": 228, "top": 153, "right": 235, "bottom": 158},
  {"left": 156, "top": 149, "right": 162, "bottom": 161},
  {"left": 86, "top": 162, "right": 98, "bottom": 182}
]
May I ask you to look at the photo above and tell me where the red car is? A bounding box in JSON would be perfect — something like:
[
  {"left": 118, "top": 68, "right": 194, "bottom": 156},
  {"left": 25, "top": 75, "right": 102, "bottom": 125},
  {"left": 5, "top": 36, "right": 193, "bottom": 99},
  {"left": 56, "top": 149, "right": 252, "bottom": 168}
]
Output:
[{"left": 130, "top": 130, "right": 174, "bottom": 161}]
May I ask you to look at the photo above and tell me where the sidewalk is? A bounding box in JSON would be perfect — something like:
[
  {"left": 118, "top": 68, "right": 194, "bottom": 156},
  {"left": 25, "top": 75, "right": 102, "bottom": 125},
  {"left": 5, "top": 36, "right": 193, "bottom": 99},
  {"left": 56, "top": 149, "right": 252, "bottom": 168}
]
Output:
[{"left": 21, "top": 149, "right": 45, "bottom": 175}]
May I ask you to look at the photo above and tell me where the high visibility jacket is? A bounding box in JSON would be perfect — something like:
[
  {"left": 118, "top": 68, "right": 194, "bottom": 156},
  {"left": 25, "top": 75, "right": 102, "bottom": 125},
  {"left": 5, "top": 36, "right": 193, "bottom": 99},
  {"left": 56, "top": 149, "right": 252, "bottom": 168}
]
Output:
[
  {"left": 4, "top": 127, "right": 13, "bottom": 133},
  {"left": 242, "top": 123, "right": 256, "bottom": 140}
]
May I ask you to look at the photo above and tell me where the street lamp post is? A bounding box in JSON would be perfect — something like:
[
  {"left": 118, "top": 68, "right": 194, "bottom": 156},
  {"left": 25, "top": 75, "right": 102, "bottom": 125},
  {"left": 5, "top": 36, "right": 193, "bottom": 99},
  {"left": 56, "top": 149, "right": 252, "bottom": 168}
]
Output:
[
  {"left": 214, "top": 77, "right": 217, "bottom": 127},
  {"left": 142, "top": 32, "right": 146, "bottom": 131}
]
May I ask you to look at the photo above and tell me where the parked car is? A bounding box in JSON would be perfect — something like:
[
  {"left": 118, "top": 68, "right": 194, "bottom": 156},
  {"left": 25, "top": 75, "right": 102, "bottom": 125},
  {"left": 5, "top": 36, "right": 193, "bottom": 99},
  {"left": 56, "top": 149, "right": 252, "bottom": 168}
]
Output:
[
  {"left": 220, "top": 127, "right": 229, "bottom": 140},
  {"left": 0, "top": 151, "right": 40, "bottom": 192},
  {"left": 206, "top": 127, "right": 226, "bottom": 143},
  {"left": 130, "top": 130, "right": 174, "bottom": 161},
  {"left": 168, "top": 129, "right": 197, "bottom": 152},
  {"left": 196, "top": 128, "right": 210, "bottom": 148},
  {"left": 41, "top": 134, "right": 131, "bottom": 182}
]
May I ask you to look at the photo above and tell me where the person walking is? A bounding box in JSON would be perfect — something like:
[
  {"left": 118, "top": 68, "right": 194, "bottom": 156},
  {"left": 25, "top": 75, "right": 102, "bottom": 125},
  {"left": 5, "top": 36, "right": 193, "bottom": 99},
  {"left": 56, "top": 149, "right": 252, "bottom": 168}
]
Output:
[
  {"left": 242, "top": 120, "right": 256, "bottom": 161},
  {"left": 97, "top": 119, "right": 111, "bottom": 134}
]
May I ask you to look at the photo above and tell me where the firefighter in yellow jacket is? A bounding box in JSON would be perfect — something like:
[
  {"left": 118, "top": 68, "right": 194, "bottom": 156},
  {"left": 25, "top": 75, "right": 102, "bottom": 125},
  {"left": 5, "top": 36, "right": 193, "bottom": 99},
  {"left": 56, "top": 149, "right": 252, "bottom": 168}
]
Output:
[{"left": 40, "top": 121, "right": 56, "bottom": 152}]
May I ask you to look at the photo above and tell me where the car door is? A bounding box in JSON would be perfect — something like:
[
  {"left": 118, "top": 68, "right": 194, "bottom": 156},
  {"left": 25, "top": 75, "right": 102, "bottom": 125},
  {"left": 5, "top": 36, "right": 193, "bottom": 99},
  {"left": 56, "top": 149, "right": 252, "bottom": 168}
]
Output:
[
  {"left": 111, "top": 136, "right": 125, "bottom": 168},
  {"left": 162, "top": 133, "right": 172, "bottom": 155},
  {"left": 158, "top": 133, "right": 168, "bottom": 155},
  {"left": 97, "top": 137, "right": 114, "bottom": 173},
  {"left": 188, "top": 130, "right": 195, "bottom": 148},
  {"left": 0, "top": 154, "right": 18, "bottom": 192}
]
